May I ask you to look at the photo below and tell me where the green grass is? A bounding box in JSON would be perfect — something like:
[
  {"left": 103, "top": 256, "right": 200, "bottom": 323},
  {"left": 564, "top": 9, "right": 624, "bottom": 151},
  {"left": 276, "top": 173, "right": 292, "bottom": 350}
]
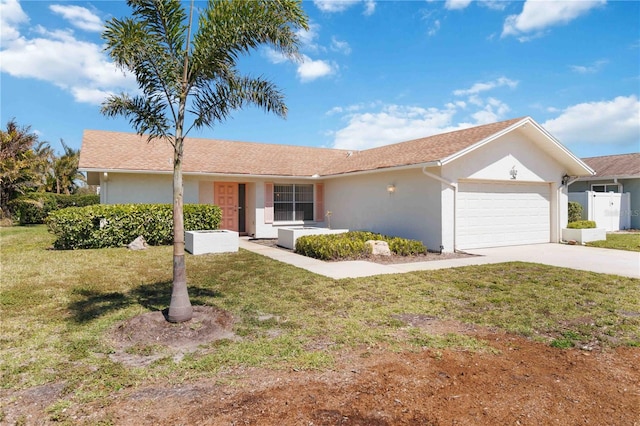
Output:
[
  {"left": 2, "top": 225, "right": 639, "bottom": 421},
  {"left": 586, "top": 232, "right": 640, "bottom": 251}
]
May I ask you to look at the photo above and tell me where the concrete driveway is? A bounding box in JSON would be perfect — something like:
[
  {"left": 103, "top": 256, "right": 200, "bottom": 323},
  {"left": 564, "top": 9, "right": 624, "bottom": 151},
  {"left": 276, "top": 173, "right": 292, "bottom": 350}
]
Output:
[
  {"left": 240, "top": 239, "right": 640, "bottom": 279},
  {"left": 466, "top": 244, "right": 640, "bottom": 279}
]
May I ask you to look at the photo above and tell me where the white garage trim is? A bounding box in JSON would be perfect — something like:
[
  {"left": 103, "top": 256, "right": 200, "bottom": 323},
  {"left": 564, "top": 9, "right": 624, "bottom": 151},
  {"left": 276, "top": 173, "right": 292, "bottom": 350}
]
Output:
[{"left": 457, "top": 181, "right": 552, "bottom": 250}]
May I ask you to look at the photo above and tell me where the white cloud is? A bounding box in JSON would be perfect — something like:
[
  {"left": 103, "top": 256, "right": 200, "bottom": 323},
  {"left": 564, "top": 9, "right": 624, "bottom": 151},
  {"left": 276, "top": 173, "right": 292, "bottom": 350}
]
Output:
[
  {"left": 296, "top": 22, "right": 323, "bottom": 53},
  {"left": 453, "top": 77, "right": 518, "bottom": 96},
  {"left": 502, "top": 0, "right": 606, "bottom": 40},
  {"left": 570, "top": 59, "right": 608, "bottom": 74},
  {"left": 363, "top": 0, "right": 376, "bottom": 16},
  {"left": 543, "top": 95, "right": 640, "bottom": 149},
  {"left": 71, "top": 87, "right": 114, "bottom": 104},
  {"left": 471, "top": 97, "right": 511, "bottom": 124},
  {"left": 0, "top": 0, "right": 29, "bottom": 46},
  {"left": 297, "top": 55, "right": 336, "bottom": 82},
  {"left": 479, "top": 0, "right": 507, "bottom": 11},
  {"left": 327, "top": 75, "right": 520, "bottom": 149},
  {"left": 330, "top": 37, "right": 351, "bottom": 55},
  {"left": 313, "top": 0, "right": 376, "bottom": 15},
  {"left": 326, "top": 101, "right": 382, "bottom": 116},
  {"left": 328, "top": 96, "right": 514, "bottom": 150},
  {"left": 0, "top": 18, "right": 136, "bottom": 105},
  {"left": 445, "top": 0, "right": 472, "bottom": 10},
  {"left": 49, "top": 4, "right": 103, "bottom": 32},
  {"left": 428, "top": 19, "right": 441, "bottom": 37},
  {"left": 264, "top": 48, "right": 289, "bottom": 64},
  {"left": 330, "top": 104, "right": 463, "bottom": 150}
]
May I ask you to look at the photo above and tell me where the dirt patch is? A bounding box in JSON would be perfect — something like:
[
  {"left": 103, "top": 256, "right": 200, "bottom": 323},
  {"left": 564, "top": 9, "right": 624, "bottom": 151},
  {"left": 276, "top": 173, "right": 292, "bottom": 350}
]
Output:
[
  {"left": 109, "top": 306, "right": 236, "bottom": 366},
  {"left": 3, "top": 316, "right": 639, "bottom": 425},
  {"left": 249, "top": 239, "right": 474, "bottom": 264},
  {"left": 101, "top": 330, "right": 639, "bottom": 426}
]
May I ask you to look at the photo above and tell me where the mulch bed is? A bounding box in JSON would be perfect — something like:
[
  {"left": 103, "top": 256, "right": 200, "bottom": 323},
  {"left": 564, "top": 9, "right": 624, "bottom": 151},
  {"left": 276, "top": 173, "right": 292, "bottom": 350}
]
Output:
[{"left": 248, "top": 238, "right": 474, "bottom": 264}]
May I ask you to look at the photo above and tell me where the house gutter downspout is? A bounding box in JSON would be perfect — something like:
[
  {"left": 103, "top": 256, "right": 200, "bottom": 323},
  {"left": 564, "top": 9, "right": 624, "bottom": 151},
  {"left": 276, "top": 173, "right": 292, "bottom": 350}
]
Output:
[{"left": 422, "top": 164, "right": 458, "bottom": 252}]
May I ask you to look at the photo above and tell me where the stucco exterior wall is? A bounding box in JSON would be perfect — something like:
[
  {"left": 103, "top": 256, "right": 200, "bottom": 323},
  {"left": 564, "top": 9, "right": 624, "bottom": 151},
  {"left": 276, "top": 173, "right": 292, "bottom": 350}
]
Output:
[
  {"left": 100, "top": 172, "right": 199, "bottom": 204},
  {"left": 324, "top": 168, "right": 443, "bottom": 251}
]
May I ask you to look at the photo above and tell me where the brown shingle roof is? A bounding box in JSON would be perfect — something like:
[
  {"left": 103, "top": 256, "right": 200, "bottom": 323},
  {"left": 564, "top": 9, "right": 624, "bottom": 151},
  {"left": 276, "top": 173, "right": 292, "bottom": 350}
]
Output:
[
  {"left": 320, "top": 117, "right": 524, "bottom": 175},
  {"left": 582, "top": 153, "right": 640, "bottom": 178},
  {"left": 79, "top": 131, "right": 349, "bottom": 176},
  {"left": 79, "top": 117, "right": 526, "bottom": 177}
]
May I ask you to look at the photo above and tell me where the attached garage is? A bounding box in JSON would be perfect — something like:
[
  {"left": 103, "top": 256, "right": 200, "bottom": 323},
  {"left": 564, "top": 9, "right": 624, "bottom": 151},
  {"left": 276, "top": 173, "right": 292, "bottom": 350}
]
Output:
[{"left": 457, "top": 181, "right": 552, "bottom": 250}]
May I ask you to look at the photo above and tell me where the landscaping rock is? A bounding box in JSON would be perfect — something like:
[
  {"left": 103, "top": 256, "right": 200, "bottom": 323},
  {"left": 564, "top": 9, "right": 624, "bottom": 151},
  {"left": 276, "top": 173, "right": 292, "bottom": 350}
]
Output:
[
  {"left": 127, "top": 235, "right": 148, "bottom": 250},
  {"left": 366, "top": 240, "right": 391, "bottom": 256}
]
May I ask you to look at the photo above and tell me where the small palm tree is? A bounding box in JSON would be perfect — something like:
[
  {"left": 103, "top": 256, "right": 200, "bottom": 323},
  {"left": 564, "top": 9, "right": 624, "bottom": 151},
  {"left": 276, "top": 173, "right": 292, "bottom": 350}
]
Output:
[
  {"left": 0, "top": 119, "right": 42, "bottom": 216},
  {"left": 102, "top": 0, "right": 308, "bottom": 322},
  {"left": 51, "top": 140, "right": 84, "bottom": 195}
]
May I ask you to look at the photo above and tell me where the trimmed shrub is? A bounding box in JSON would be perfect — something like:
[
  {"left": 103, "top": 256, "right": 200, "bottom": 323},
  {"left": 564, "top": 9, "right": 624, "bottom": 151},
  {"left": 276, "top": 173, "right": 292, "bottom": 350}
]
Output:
[
  {"left": 46, "top": 203, "right": 221, "bottom": 249},
  {"left": 10, "top": 193, "right": 100, "bottom": 225},
  {"left": 295, "top": 231, "right": 427, "bottom": 261},
  {"left": 568, "top": 201, "right": 583, "bottom": 223},
  {"left": 567, "top": 220, "right": 596, "bottom": 229}
]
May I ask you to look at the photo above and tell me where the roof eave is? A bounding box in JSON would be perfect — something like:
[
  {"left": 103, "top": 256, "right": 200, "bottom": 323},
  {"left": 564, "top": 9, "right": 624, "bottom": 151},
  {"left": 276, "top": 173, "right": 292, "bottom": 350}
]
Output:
[
  {"left": 573, "top": 174, "right": 639, "bottom": 181},
  {"left": 80, "top": 167, "right": 330, "bottom": 180},
  {"left": 318, "top": 161, "right": 442, "bottom": 179}
]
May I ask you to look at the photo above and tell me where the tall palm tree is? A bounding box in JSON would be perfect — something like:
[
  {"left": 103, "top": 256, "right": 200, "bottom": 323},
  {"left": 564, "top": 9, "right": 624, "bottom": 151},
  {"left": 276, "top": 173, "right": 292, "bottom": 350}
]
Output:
[{"left": 101, "top": 0, "right": 308, "bottom": 322}]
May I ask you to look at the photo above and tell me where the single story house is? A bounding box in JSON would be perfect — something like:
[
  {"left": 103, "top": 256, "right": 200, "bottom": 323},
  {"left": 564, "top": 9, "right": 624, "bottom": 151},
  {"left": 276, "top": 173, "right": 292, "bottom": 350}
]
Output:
[
  {"left": 79, "top": 116, "right": 593, "bottom": 252},
  {"left": 568, "top": 153, "right": 640, "bottom": 230}
]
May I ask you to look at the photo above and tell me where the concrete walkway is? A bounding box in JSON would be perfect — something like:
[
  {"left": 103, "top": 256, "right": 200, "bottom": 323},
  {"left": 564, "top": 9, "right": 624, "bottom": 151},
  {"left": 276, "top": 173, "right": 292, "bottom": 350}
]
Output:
[{"left": 239, "top": 239, "right": 640, "bottom": 279}]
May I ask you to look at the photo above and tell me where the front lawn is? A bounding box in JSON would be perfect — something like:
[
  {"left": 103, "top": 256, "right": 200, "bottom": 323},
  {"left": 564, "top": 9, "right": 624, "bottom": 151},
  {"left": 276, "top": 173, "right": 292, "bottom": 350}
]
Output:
[
  {"left": 586, "top": 232, "right": 640, "bottom": 251},
  {"left": 1, "top": 225, "right": 639, "bottom": 419}
]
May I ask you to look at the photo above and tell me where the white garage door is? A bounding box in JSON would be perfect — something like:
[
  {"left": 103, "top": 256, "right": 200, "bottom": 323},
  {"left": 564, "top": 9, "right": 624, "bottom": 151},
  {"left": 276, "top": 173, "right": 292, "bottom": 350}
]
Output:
[{"left": 457, "top": 181, "right": 551, "bottom": 250}]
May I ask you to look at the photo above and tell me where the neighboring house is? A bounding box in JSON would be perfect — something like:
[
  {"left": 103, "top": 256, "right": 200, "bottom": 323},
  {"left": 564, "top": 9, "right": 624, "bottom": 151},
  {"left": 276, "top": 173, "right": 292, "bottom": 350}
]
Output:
[
  {"left": 79, "top": 116, "right": 593, "bottom": 252},
  {"left": 568, "top": 153, "right": 640, "bottom": 230}
]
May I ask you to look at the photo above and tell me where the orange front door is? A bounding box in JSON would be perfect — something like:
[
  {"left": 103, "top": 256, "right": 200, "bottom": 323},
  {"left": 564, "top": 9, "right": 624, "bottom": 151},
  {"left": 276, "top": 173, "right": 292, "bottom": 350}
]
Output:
[{"left": 214, "top": 182, "right": 239, "bottom": 231}]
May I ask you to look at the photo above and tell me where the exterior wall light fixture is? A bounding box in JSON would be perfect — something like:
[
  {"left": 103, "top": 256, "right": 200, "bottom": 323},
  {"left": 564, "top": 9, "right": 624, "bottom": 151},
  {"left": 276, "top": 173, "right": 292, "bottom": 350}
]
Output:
[
  {"left": 387, "top": 184, "right": 396, "bottom": 193},
  {"left": 562, "top": 174, "right": 570, "bottom": 185}
]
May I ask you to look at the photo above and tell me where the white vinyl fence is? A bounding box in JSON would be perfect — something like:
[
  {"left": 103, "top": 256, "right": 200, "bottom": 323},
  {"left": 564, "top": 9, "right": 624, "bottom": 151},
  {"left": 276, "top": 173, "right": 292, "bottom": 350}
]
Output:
[{"left": 569, "top": 191, "right": 631, "bottom": 231}]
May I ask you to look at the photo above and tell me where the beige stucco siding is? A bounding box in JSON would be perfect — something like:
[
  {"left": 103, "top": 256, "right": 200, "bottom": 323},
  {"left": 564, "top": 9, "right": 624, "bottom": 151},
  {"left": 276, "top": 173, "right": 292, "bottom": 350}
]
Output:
[
  {"left": 325, "top": 168, "right": 443, "bottom": 251},
  {"left": 100, "top": 172, "right": 198, "bottom": 205}
]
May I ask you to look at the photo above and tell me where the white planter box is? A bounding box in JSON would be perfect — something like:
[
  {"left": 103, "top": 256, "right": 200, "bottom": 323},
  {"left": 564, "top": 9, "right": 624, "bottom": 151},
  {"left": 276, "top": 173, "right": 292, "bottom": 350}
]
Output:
[
  {"left": 561, "top": 228, "right": 607, "bottom": 244},
  {"left": 185, "top": 230, "right": 239, "bottom": 255},
  {"left": 277, "top": 227, "right": 349, "bottom": 250}
]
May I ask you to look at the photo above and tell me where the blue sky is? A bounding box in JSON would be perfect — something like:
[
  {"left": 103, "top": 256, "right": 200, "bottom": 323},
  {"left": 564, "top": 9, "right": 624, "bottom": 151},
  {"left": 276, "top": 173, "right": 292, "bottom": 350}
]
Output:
[{"left": 1, "top": 0, "right": 638, "bottom": 158}]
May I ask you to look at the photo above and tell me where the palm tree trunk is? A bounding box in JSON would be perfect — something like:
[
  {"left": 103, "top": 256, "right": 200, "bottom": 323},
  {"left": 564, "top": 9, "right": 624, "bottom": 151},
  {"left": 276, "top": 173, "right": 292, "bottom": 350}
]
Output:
[
  {"left": 167, "top": 131, "right": 193, "bottom": 323},
  {"left": 167, "top": 0, "right": 195, "bottom": 323}
]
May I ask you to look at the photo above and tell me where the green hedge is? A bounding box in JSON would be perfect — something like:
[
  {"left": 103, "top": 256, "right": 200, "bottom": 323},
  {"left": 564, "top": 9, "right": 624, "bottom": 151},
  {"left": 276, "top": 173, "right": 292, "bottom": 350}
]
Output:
[
  {"left": 10, "top": 193, "right": 100, "bottom": 225},
  {"left": 295, "top": 231, "right": 427, "bottom": 261},
  {"left": 47, "top": 204, "right": 221, "bottom": 249},
  {"left": 567, "top": 220, "right": 597, "bottom": 229},
  {"left": 568, "top": 201, "right": 583, "bottom": 223}
]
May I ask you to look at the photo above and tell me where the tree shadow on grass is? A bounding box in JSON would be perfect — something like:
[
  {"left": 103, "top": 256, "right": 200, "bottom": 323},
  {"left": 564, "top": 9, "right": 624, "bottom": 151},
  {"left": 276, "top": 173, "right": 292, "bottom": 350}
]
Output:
[{"left": 69, "top": 281, "right": 223, "bottom": 323}]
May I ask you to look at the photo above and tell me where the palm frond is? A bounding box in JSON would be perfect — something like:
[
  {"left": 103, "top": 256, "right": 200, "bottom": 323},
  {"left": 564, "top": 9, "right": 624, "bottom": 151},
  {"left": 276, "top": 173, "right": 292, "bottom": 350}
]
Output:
[{"left": 102, "top": 93, "right": 172, "bottom": 141}]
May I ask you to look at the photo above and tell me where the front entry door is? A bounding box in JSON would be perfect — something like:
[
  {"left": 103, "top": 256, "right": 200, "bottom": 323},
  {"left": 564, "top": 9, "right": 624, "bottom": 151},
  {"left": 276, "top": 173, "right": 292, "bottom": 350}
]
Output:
[{"left": 214, "top": 182, "right": 239, "bottom": 231}]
